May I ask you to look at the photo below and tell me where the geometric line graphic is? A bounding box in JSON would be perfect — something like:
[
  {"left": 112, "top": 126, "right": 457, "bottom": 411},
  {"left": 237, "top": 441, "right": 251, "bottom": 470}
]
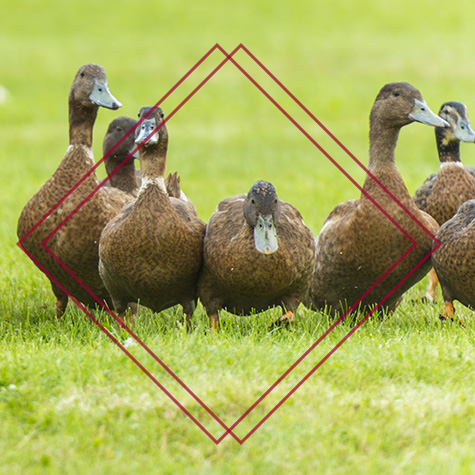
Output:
[{"left": 17, "top": 43, "right": 440, "bottom": 444}]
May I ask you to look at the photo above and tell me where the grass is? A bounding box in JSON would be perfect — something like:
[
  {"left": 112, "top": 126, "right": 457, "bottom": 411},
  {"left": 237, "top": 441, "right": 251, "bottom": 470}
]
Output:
[{"left": 2, "top": 0, "right": 475, "bottom": 473}]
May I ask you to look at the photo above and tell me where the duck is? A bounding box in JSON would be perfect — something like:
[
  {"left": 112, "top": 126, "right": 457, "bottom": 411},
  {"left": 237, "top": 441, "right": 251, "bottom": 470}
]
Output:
[
  {"left": 102, "top": 117, "right": 192, "bottom": 203},
  {"left": 307, "top": 82, "right": 448, "bottom": 318},
  {"left": 432, "top": 199, "right": 475, "bottom": 324},
  {"left": 197, "top": 180, "right": 316, "bottom": 330},
  {"left": 413, "top": 102, "right": 475, "bottom": 301},
  {"left": 102, "top": 116, "right": 140, "bottom": 195},
  {"left": 98, "top": 106, "right": 206, "bottom": 324},
  {"left": 17, "top": 63, "right": 131, "bottom": 318}
]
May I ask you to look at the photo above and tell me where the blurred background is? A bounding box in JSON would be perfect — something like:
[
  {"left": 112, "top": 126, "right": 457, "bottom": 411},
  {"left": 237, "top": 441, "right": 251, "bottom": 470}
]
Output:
[{"left": 3, "top": 0, "right": 475, "bottom": 325}]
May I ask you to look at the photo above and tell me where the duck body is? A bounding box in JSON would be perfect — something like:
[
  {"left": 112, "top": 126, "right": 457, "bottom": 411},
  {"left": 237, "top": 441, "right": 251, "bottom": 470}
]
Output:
[
  {"left": 309, "top": 82, "right": 446, "bottom": 317},
  {"left": 17, "top": 64, "right": 128, "bottom": 316},
  {"left": 311, "top": 169, "right": 438, "bottom": 315},
  {"left": 432, "top": 199, "right": 475, "bottom": 318},
  {"left": 415, "top": 163, "right": 475, "bottom": 224},
  {"left": 197, "top": 181, "right": 316, "bottom": 328},
  {"left": 98, "top": 106, "right": 205, "bottom": 320}
]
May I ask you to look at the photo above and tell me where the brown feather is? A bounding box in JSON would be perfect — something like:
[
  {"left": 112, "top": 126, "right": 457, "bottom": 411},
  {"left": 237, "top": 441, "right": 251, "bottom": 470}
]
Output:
[{"left": 17, "top": 64, "right": 131, "bottom": 316}]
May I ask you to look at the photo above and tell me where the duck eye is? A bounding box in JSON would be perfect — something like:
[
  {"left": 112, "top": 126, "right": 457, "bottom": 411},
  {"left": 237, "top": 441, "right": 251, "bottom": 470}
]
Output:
[
  {"left": 251, "top": 199, "right": 255, "bottom": 204},
  {"left": 393, "top": 91, "right": 400, "bottom": 97},
  {"left": 80, "top": 72, "right": 85, "bottom": 77}
]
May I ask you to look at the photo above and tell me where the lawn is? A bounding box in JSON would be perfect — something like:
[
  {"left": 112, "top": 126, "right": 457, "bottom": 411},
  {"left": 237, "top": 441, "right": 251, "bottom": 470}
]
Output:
[{"left": 1, "top": 0, "right": 475, "bottom": 473}]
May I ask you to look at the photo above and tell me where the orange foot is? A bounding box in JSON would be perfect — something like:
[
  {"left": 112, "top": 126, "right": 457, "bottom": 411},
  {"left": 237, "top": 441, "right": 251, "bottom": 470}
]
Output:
[
  {"left": 269, "top": 310, "right": 294, "bottom": 328},
  {"left": 425, "top": 268, "right": 439, "bottom": 303},
  {"left": 439, "top": 301, "right": 465, "bottom": 327}
]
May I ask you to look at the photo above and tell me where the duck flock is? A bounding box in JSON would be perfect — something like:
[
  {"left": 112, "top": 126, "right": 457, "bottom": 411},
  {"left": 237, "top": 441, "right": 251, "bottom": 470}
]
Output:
[{"left": 17, "top": 63, "right": 475, "bottom": 329}]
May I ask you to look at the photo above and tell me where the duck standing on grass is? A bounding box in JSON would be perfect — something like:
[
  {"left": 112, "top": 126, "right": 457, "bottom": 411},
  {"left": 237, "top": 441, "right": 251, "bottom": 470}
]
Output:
[
  {"left": 432, "top": 199, "right": 475, "bottom": 325},
  {"left": 197, "top": 180, "right": 316, "bottom": 330},
  {"left": 98, "top": 106, "right": 205, "bottom": 326},
  {"left": 413, "top": 102, "right": 475, "bottom": 302},
  {"left": 17, "top": 64, "right": 131, "bottom": 318},
  {"left": 308, "top": 82, "right": 448, "bottom": 318}
]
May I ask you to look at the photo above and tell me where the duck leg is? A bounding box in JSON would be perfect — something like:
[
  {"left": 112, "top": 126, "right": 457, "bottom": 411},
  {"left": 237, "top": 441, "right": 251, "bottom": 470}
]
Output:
[
  {"left": 269, "top": 310, "right": 294, "bottom": 328},
  {"left": 424, "top": 268, "right": 438, "bottom": 302},
  {"left": 113, "top": 299, "right": 136, "bottom": 329},
  {"left": 180, "top": 300, "right": 196, "bottom": 332},
  {"left": 439, "top": 301, "right": 465, "bottom": 327},
  {"left": 51, "top": 282, "right": 68, "bottom": 319},
  {"left": 115, "top": 311, "right": 137, "bottom": 329},
  {"left": 209, "top": 314, "right": 219, "bottom": 331},
  {"left": 56, "top": 297, "right": 68, "bottom": 319}
]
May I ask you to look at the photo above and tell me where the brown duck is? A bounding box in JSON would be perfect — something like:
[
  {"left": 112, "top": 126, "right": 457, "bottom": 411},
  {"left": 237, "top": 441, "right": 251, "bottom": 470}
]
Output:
[
  {"left": 413, "top": 102, "right": 475, "bottom": 301},
  {"left": 102, "top": 116, "right": 140, "bottom": 195},
  {"left": 197, "top": 180, "right": 316, "bottom": 329},
  {"left": 17, "top": 63, "right": 130, "bottom": 318},
  {"left": 432, "top": 199, "right": 475, "bottom": 324},
  {"left": 103, "top": 116, "right": 190, "bottom": 201},
  {"left": 98, "top": 106, "right": 206, "bottom": 324},
  {"left": 308, "top": 82, "right": 448, "bottom": 317}
]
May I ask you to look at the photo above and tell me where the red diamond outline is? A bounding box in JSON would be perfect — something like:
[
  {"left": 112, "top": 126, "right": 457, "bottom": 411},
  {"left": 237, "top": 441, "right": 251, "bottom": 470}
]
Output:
[{"left": 17, "top": 43, "right": 441, "bottom": 444}]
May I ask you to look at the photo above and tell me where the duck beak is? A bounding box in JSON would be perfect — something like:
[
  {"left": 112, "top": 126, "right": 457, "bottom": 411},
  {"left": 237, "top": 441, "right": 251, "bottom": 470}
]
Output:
[
  {"left": 89, "top": 79, "right": 122, "bottom": 110},
  {"left": 135, "top": 119, "right": 159, "bottom": 146},
  {"left": 254, "top": 214, "right": 278, "bottom": 255},
  {"left": 454, "top": 117, "right": 475, "bottom": 142},
  {"left": 409, "top": 99, "right": 449, "bottom": 128}
]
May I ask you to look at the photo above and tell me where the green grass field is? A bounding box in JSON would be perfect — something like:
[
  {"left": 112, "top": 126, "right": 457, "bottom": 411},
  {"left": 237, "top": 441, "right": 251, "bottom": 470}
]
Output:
[{"left": 2, "top": 0, "right": 475, "bottom": 473}]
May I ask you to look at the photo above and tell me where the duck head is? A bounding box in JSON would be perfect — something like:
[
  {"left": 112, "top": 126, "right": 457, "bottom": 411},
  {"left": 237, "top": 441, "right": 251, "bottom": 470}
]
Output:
[
  {"left": 370, "top": 82, "right": 448, "bottom": 129},
  {"left": 135, "top": 106, "right": 167, "bottom": 147},
  {"left": 437, "top": 102, "right": 475, "bottom": 144},
  {"left": 71, "top": 63, "right": 122, "bottom": 110},
  {"left": 103, "top": 116, "right": 138, "bottom": 163},
  {"left": 243, "top": 180, "right": 281, "bottom": 255}
]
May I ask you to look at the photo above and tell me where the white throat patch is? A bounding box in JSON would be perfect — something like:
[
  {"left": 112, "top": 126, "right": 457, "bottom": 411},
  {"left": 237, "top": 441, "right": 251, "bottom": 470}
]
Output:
[
  {"left": 440, "top": 161, "right": 464, "bottom": 169},
  {"left": 139, "top": 176, "right": 167, "bottom": 194},
  {"left": 66, "top": 144, "right": 95, "bottom": 165}
]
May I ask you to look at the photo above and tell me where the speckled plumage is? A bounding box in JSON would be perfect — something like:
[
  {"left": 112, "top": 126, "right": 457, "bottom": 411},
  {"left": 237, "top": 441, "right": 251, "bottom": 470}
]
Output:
[
  {"left": 197, "top": 181, "right": 316, "bottom": 327},
  {"left": 308, "top": 82, "right": 442, "bottom": 317},
  {"left": 432, "top": 199, "right": 475, "bottom": 319},
  {"left": 17, "top": 64, "right": 130, "bottom": 317},
  {"left": 413, "top": 102, "right": 475, "bottom": 225},
  {"left": 98, "top": 106, "right": 206, "bottom": 321}
]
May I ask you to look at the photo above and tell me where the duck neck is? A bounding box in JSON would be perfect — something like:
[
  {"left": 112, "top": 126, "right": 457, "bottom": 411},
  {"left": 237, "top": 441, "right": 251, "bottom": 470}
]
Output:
[
  {"left": 106, "top": 158, "right": 137, "bottom": 194},
  {"left": 368, "top": 124, "right": 400, "bottom": 172},
  {"left": 139, "top": 140, "right": 168, "bottom": 182},
  {"left": 68, "top": 93, "right": 98, "bottom": 148},
  {"left": 436, "top": 128, "right": 461, "bottom": 163}
]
